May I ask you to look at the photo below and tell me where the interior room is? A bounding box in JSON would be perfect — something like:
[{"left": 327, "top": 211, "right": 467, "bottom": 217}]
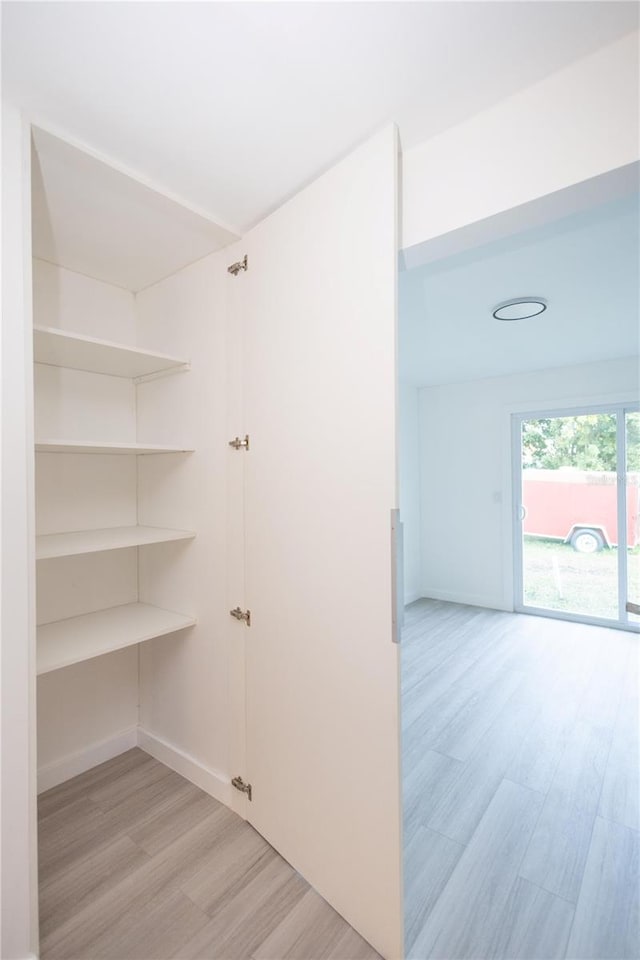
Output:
[
  {"left": 2, "top": 4, "right": 639, "bottom": 960},
  {"left": 399, "top": 185, "right": 640, "bottom": 958}
]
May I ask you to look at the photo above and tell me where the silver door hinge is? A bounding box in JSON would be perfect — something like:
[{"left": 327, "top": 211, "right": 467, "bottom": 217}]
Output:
[
  {"left": 227, "top": 255, "right": 248, "bottom": 276},
  {"left": 231, "top": 776, "right": 252, "bottom": 801},
  {"left": 229, "top": 434, "right": 249, "bottom": 451},
  {"left": 230, "top": 606, "right": 251, "bottom": 626}
]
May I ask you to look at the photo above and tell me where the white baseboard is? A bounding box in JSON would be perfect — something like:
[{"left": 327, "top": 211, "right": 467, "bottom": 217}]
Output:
[
  {"left": 421, "top": 588, "right": 511, "bottom": 612},
  {"left": 38, "top": 724, "right": 233, "bottom": 809},
  {"left": 37, "top": 726, "right": 138, "bottom": 793},
  {"left": 404, "top": 591, "right": 423, "bottom": 606},
  {"left": 137, "top": 727, "right": 232, "bottom": 807}
]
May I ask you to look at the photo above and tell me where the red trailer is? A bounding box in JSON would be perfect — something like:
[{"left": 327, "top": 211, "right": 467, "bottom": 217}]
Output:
[{"left": 523, "top": 469, "right": 640, "bottom": 553}]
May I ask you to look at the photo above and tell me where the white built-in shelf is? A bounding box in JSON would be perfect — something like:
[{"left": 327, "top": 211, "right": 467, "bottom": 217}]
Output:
[
  {"left": 37, "top": 602, "right": 196, "bottom": 675},
  {"left": 36, "top": 525, "right": 196, "bottom": 560},
  {"left": 34, "top": 325, "right": 190, "bottom": 380},
  {"left": 35, "top": 440, "right": 193, "bottom": 455}
]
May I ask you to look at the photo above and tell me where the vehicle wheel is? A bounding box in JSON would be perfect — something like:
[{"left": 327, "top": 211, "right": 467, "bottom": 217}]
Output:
[{"left": 570, "top": 529, "right": 604, "bottom": 553}]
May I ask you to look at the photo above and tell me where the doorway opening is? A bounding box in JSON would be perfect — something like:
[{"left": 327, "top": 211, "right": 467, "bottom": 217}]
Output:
[
  {"left": 399, "top": 173, "right": 640, "bottom": 960},
  {"left": 513, "top": 405, "right": 640, "bottom": 629}
]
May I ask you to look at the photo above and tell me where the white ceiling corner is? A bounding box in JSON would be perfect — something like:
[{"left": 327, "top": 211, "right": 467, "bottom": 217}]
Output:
[
  {"left": 31, "top": 126, "right": 238, "bottom": 291},
  {"left": 4, "top": 2, "right": 638, "bottom": 235}
]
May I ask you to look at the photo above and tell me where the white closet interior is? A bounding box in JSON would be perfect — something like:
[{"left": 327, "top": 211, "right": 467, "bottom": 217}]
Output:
[
  {"left": 30, "top": 122, "right": 404, "bottom": 958},
  {"left": 33, "top": 127, "right": 235, "bottom": 791}
]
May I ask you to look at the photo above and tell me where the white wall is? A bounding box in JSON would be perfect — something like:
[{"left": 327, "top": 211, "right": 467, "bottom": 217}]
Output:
[
  {"left": 33, "top": 257, "right": 137, "bottom": 341},
  {"left": 1, "top": 102, "right": 39, "bottom": 960},
  {"left": 135, "top": 251, "right": 232, "bottom": 800},
  {"left": 37, "top": 652, "right": 139, "bottom": 782},
  {"left": 402, "top": 32, "right": 640, "bottom": 256},
  {"left": 399, "top": 382, "right": 422, "bottom": 604},
  {"left": 418, "top": 357, "right": 639, "bottom": 611}
]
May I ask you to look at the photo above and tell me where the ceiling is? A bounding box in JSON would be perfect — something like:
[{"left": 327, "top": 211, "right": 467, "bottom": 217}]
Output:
[
  {"left": 32, "top": 128, "right": 238, "bottom": 291},
  {"left": 399, "top": 194, "right": 640, "bottom": 386},
  {"left": 3, "top": 2, "right": 638, "bottom": 234}
]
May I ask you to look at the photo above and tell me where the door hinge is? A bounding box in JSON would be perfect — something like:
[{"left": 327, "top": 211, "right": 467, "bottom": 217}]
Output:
[
  {"left": 231, "top": 776, "right": 252, "bottom": 801},
  {"left": 230, "top": 606, "right": 251, "bottom": 626},
  {"left": 229, "top": 434, "right": 250, "bottom": 451},
  {"left": 227, "top": 255, "right": 248, "bottom": 276}
]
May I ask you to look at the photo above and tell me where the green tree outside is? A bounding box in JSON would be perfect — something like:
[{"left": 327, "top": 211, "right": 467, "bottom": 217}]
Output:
[{"left": 522, "top": 412, "right": 640, "bottom": 471}]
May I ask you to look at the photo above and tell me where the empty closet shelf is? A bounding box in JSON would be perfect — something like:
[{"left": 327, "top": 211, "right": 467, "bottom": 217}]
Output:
[
  {"left": 37, "top": 602, "right": 196, "bottom": 674},
  {"left": 36, "top": 525, "right": 196, "bottom": 559},
  {"left": 35, "top": 440, "right": 194, "bottom": 454},
  {"left": 34, "top": 325, "right": 190, "bottom": 379}
]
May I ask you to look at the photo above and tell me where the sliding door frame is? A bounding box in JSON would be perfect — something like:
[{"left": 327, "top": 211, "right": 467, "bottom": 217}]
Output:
[{"left": 512, "top": 400, "right": 640, "bottom": 632}]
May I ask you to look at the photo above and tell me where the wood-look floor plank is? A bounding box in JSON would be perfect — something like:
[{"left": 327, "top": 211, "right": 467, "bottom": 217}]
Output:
[
  {"left": 565, "top": 817, "right": 640, "bottom": 959},
  {"left": 40, "top": 806, "right": 237, "bottom": 958},
  {"left": 402, "top": 748, "right": 462, "bottom": 847},
  {"left": 175, "top": 854, "right": 308, "bottom": 959},
  {"left": 506, "top": 692, "right": 585, "bottom": 797},
  {"left": 86, "top": 754, "right": 178, "bottom": 811},
  {"left": 39, "top": 835, "right": 150, "bottom": 940},
  {"left": 38, "top": 748, "right": 154, "bottom": 820},
  {"left": 180, "top": 821, "right": 273, "bottom": 915},
  {"left": 401, "top": 652, "right": 476, "bottom": 729},
  {"left": 253, "top": 889, "right": 378, "bottom": 960},
  {"left": 574, "top": 631, "right": 632, "bottom": 731},
  {"left": 38, "top": 795, "right": 123, "bottom": 885},
  {"left": 428, "top": 665, "right": 526, "bottom": 763},
  {"left": 404, "top": 826, "right": 463, "bottom": 954},
  {"left": 327, "top": 926, "right": 381, "bottom": 960},
  {"left": 486, "top": 877, "right": 575, "bottom": 960},
  {"left": 403, "top": 680, "right": 490, "bottom": 757},
  {"left": 402, "top": 600, "right": 639, "bottom": 960},
  {"left": 504, "top": 629, "right": 598, "bottom": 794},
  {"left": 598, "top": 662, "right": 640, "bottom": 832},
  {"left": 518, "top": 720, "right": 613, "bottom": 902},
  {"left": 408, "top": 779, "right": 545, "bottom": 960},
  {"left": 425, "top": 688, "right": 538, "bottom": 845},
  {"left": 39, "top": 757, "right": 196, "bottom": 885},
  {"left": 98, "top": 769, "right": 198, "bottom": 837},
  {"left": 47, "top": 884, "right": 210, "bottom": 960},
  {"left": 402, "top": 605, "right": 495, "bottom": 689},
  {"left": 128, "top": 782, "right": 223, "bottom": 856}
]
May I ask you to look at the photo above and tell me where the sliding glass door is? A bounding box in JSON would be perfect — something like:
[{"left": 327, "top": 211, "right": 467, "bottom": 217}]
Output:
[
  {"left": 513, "top": 404, "right": 640, "bottom": 630},
  {"left": 625, "top": 410, "right": 640, "bottom": 625}
]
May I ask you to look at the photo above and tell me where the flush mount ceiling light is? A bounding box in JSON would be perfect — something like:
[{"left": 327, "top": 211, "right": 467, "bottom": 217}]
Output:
[{"left": 493, "top": 297, "right": 547, "bottom": 321}]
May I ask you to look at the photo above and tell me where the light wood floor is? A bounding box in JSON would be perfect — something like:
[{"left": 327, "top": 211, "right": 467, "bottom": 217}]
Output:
[
  {"left": 38, "top": 749, "right": 380, "bottom": 959},
  {"left": 39, "top": 600, "right": 639, "bottom": 960},
  {"left": 402, "top": 599, "right": 640, "bottom": 960}
]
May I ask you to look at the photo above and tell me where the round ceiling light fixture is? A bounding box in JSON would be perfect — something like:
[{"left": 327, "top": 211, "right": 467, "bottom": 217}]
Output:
[{"left": 493, "top": 297, "right": 547, "bottom": 321}]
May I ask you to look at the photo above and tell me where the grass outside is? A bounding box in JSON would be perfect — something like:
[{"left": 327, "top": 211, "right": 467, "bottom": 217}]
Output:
[{"left": 523, "top": 536, "right": 640, "bottom": 621}]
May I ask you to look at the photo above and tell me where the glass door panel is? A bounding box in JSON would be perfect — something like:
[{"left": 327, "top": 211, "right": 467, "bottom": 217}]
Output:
[
  {"left": 626, "top": 410, "right": 640, "bottom": 624},
  {"left": 520, "top": 412, "right": 619, "bottom": 621}
]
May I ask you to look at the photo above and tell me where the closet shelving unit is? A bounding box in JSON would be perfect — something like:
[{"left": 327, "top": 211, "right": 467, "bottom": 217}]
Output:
[
  {"left": 35, "top": 325, "right": 197, "bottom": 676},
  {"left": 36, "top": 525, "right": 196, "bottom": 560},
  {"left": 35, "top": 440, "right": 194, "bottom": 454},
  {"left": 34, "top": 324, "right": 191, "bottom": 379},
  {"left": 37, "top": 603, "right": 196, "bottom": 675}
]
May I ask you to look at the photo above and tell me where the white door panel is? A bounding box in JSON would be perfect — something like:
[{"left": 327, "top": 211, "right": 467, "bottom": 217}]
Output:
[{"left": 240, "top": 126, "right": 402, "bottom": 958}]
